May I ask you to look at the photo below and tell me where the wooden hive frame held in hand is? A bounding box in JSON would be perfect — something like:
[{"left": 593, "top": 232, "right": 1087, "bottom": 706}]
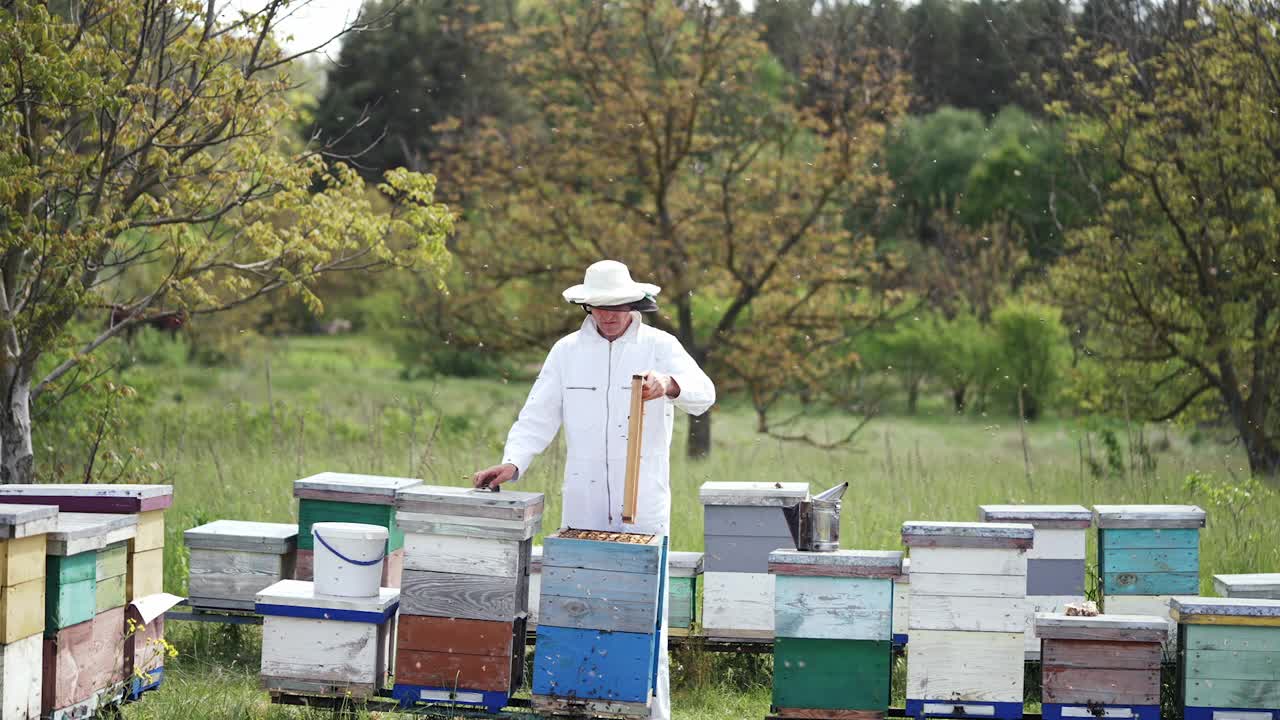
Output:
[{"left": 622, "top": 374, "right": 644, "bottom": 525}]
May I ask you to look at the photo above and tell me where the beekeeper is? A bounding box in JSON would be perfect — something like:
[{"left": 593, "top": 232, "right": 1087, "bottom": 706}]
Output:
[{"left": 472, "top": 259, "right": 715, "bottom": 719}]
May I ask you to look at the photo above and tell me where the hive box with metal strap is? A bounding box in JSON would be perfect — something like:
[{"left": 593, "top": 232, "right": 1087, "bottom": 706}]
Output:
[
  {"left": 903, "top": 521, "right": 1033, "bottom": 720},
  {"left": 1213, "top": 573, "right": 1280, "bottom": 600},
  {"left": 700, "top": 482, "right": 807, "bottom": 639},
  {"left": 293, "top": 473, "right": 421, "bottom": 587},
  {"left": 393, "top": 485, "right": 541, "bottom": 714},
  {"left": 979, "top": 505, "right": 1091, "bottom": 658},
  {"left": 532, "top": 530, "right": 666, "bottom": 719},
  {"left": 257, "top": 579, "right": 399, "bottom": 699},
  {"left": 1035, "top": 613, "right": 1167, "bottom": 720},
  {"left": 185, "top": 521, "right": 298, "bottom": 611},
  {"left": 1171, "top": 596, "right": 1280, "bottom": 720},
  {"left": 0, "top": 504, "right": 57, "bottom": 720},
  {"left": 769, "top": 549, "right": 902, "bottom": 720},
  {"left": 1095, "top": 504, "right": 1206, "bottom": 643}
]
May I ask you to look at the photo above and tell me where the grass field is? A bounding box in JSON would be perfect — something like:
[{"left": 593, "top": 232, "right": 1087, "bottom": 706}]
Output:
[{"left": 110, "top": 334, "right": 1277, "bottom": 719}]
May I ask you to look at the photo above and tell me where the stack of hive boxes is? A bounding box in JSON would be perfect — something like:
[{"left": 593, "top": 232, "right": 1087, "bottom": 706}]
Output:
[
  {"left": 1095, "top": 504, "right": 1206, "bottom": 641},
  {"left": 257, "top": 579, "right": 400, "bottom": 698},
  {"left": 532, "top": 529, "right": 666, "bottom": 719},
  {"left": 1034, "top": 613, "right": 1166, "bottom": 720},
  {"left": 392, "top": 486, "right": 542, "bottom": 713},
  {"left": 979, "top": 505, "right": 1091, "bottom": 658},
  {"left": 1213, "top": 573, "right": 1280, "bottom": 599},
  {"left": 768, "top": 549, "right": 903, "bottom": 719},
  {"left": 666, "top": 551, "right": 702, "bottom": 637},
  {"left": 43, "top": 512, "right": 137, "bottom": 718},
  {"left": 1171, "top": 596, "right": 1280, "bottom": 720},
  {"left": 184, "top": 521, "right": 298, "bottom": 611},
  {"left": 902, "top": 521, "right": 1033, "bottom": 720},
  {"left": 293, "top": 473, "right": 421, "bottom": 587},
  {"left": 0, "top": 504, "right": 57, "bottom": 720},
  {"left": 699, "top": 481, "right": 807, "bottom": 639}
]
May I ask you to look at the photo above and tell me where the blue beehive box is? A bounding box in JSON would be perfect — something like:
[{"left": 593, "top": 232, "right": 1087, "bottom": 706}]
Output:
[{"left": 531, "top": 529, "right": 666, "bottom": 719}]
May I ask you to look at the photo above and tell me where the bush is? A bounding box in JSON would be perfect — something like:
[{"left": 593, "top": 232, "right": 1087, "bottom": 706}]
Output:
[{"left": 991, "top": 300, "right": 1066, "bottom": 419}]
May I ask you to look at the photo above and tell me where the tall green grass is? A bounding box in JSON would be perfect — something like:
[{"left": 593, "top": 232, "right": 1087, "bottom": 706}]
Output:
[{"left": 117, "top": 335, "right": 1276, "bottom": 719}]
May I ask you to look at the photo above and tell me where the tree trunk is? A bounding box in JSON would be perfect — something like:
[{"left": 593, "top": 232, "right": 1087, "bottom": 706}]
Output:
[
  {"left": 1239, "top": 416, "right": 1280, "bottom": 480},
  {"left": 906, "top": 381, "right": 919, "bottom": 415},
  {"left": 951, "top": 384, "right": 967, "bottom": 414},
  {"left": 0, "top": 367, "right": 35, "bottom": 484},
  {"left": 687, "top": 411, "right": 711, "bottom": 460}
]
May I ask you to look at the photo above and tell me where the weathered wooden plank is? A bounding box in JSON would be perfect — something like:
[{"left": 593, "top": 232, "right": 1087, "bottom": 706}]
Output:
[
  {"left": 94, "top": 574, "right": 126, "bottom": 613},
  {"left": 905, "top": 629, "right": 1024, "bottom": 702},
  {"left": 1026, "top": 529, "right": 1088, "bottom": 561},
  {"left": 540, "top": 566, "right": 659, "bottom": 606},
  {"left": 772, "top": 710, "right": 885, "bottom": 720},
  {"left": 1, "top": 577, "right": 43, "bottom": 642},
  {"left": 1103, "top": 571, "right": 1199, "bottom": 596},
  {"left": 403, "top": 532, "right": 521, "bottom": 577},
  {"left": 132, "top": 510, "right": 165, "bottom": 553},
  {"left": 0, "top": 503, "right": 58, "bottom": 540},
  {"left": 255, "top": 579, "right": 400, "bottom": 614},
  {"left": 188, "top": 548, "right": 291, "bottom": 604},
  {"left": 1042, "top": 668, "right": 1160, "bottom": 706},
  {"left": 1186, "top": 649, "right": 1280, "bottom": 681},
  {"left": 775, "top": 576, "right": 893, "bottom": 641},
  {"left": 539, "top": 595, "right": 658, "bottom": 634},
  {"left": 183, "top": 520, "right": 297, "bottom": 554},
  {"left": 702, "top": 571, "right": 775, "bottom": 634},
  {"left": 1103, "top": 548, "right": 1199, "bottom": 574},
  {"left": 127, "top": 547, "right": 164, "bottom": 600},
  {"left": 400, "top": 569, "right": 520, "bottom": 621},
  {"left": 294, "top": 471, "right": 421, "bottom": 502},
  {"left": 45, "top": 577, "right": 94, "bottom": 632},
  {"left": 397, "top": 615, "right": 517, "bottom": 655},
  {"left": 260, "top": 614, "right": 389, "bottom": 688},
  {"left": 1214, "top": 574, "right": 1280, "bottom": 600},
  {"left": 773, "top": 638, "right": 891, "bottom": 711},
  {"left": 96, "top": 544, "right": 127, "bottom": 583},
  {"left": 1185, "top": 679, "right": 1280, "bottom": 710},
  {"left": 769, "top": 550, "right": 903, "bottom": 578},
  {"left": 902, "top": 522, "right": 1034, "bottom": 549},
  {"left": 531, "top": 625, "right": 655, "bottom": 703},
  {"left": 910, "top": 572, "right": 1026, "bottom": 599},
  {"left": 698, "top": 481, "right": 808, "bottom": 506},
  {"left": 41, "top": 606, "right": 126, "bottom": 714},
  {"left": 909, "top": 595, "right": 1029, "bottom": 633},
  {"left": 704, "top": 506, "right": 793, "bottom": 538},
  {"left": 978, "top": 505, "right": 1091, "bottom": 529},
  {"left": 1034, "top": 613, "right": 1169, "bottom": 643},
  {"left": 1027, "top": 560, "right": 1086, "bottom": 596},
  {"left": 1042, "top": 639, "right": 1162, "bottom": 670},
  {"left": 1093, "top": 504, "right": 1205, "bottom": 529},
  {"left": 395, "top": 484, "right": 543, "bottom": 521},
  {"left": 397, "top": 650, "right": 514, "bottom": 692},
  {"left": 45, "top": 514, "right": 138, "bottom": 556},
  {"left": 0, "top": 534, "right": 46, "bottom": 588},
  {"left": 1172, "top": 596, "right": 1280, "bottom": 619},
  {"left": 1101, "top": 596, "right": 1176, "bottom": 640},
  {"left": 262, "top": 675, "right": 378, "bottom": 699},
  {"left": 542, "top": 533, "right": 662, "bottom": 575},
  {"left": 0, "top": 485, "right": 172, "bottom": 514},
  {"left": 0, "top": 633, "right": 42, "bottom": 720},
  {"left": 1184, "top": 624, "right": 1280, "bottom": 652},
  {"left": 1101, "top": 527, "right": 1201, "bottom": 550},
  {"left": 397, "top": 512, "right": 539, "bottom": 542},
  {"left": 906, "top": 547, "right": 1027, "bottom": 577},
  {"left": 531, "top": 694, "right": 650, "bottom": 719}
]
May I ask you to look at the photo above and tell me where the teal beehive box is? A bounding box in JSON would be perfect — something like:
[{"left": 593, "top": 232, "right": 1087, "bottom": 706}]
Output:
[{"left": 1171, "top": 596, "right": 1280, "bottom": 720}]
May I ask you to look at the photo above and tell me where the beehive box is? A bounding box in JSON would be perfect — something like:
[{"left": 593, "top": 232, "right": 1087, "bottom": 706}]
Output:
[
  {"left": 1171, "top": 596, "right": 1280, "bottom": 720},
  {"left": 1213, "top": 573, "right": 1280, "bottom": 600},
  {"left": 257, "top": 579, "right": 399, "bottom": 698},
  {"left": 1096, "top": 504, "right": 1206, "bottom": 642},
  {"left": 903, "top": 521, "right": 1033, "bottom": 720},
  {"left": 393, "top": 485, "right": 541, "bottom": 713},
  {"left": 42, "top": 605, "right": 128, "bottom": 719},
  {"left": 0, "top": 504, "right": 57, "bottom": 720},
  {"left": 528, "top": 545, "right": 543, "bottom": 628},
  {"left": 185, "top": 521, "right": 298, "bottom": 610},
  {"left": 1035, "top": 613, "right": 1166, "bottom": 720},
  {"left": 532, "top": 529, "right": 666, "bottom": 719},
  {"left": 293, "top": 473, "right": 421, "bottom": 587},
  {"left": 667, "top": 551, "right": 702, "bottom": 636},
  {"left": 892, "top": 558, "right": 910, "bottom": 647},
  {"left": 699, "top": 481, "right": 807, "bottom": 639},
  {"left": 769, "top": 549, "right": 902, "bottom": 719},
  {"left": 980, "top": 505, "right": 1091, "bottom": 658}
]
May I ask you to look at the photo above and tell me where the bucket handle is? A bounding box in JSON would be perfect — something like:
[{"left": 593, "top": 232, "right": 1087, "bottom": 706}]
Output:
[{"left": 313, "top": 532, "right": 388, "bottom": 567}]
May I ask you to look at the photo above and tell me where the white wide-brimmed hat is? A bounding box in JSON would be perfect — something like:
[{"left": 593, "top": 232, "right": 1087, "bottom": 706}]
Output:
[{"left": 562, "top": 260, "right": 661, "bottom": 307}]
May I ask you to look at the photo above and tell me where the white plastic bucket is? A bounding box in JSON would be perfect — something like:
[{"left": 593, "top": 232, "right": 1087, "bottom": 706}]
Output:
[{"left": 311, "top": 522, "right": 388, "bottom": 598}]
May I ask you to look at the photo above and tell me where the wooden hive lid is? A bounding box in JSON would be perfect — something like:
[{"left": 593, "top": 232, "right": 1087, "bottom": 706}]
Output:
[
  {"left": 668, "top": 551, "right": 704, "bottom": 577},
  {"left": 47, "top": 512, "right": 138, "bottom": 556},
  {"left": 901, "top": 521, "right": 1034, "bottom": 549},
  {"left": 395, "top": 484, "right": 544, "bottom": 521},
  {"left": 1034, "top": 613, "right": 1170, "bottom": 643},
  {"left": 1170, "top": 596, "right": 1280, "bottom": 625},
  {"left": 255, "top": 579, "right": 400, "bottom": 622},
  {"left": 979, "top": 504, "right": 1092, "bottom": 528},
  {"left": 0, "top": 503, "right": 58, "bottom": 539},
  {"left": 1093, "top": 504, "right": 1206, "bottom": 529},
  {"left": 184, "top": 520, "right": 299, "bottom": 554},
  {"left": 294, "top": 472, "right": 421, "bottom": 504},
  {"left": 769, "top": 549, "right": 903, "bottom": 578},
  {"left": 1213, "top": 573, "right": 1280, "bottom": 598},
  {"left": 0, "top": 483, "right": 173, "bottom": 513},
  {"left": 698, "top": 481, "right": 808, "bottom": 506}
]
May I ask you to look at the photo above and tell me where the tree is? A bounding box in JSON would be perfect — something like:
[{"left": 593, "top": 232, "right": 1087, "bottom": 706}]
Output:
[
  {"left": 1049, "top": 0, "right": 1280, "bottom": 477},
  {"left": 992, "top": 300, "right": 1065, "bottom": 419},
  {"left": 436, "top": 0, "right": 911, "bottom": 457},
  {"left": 0, "top": 0, "right": 453, "bottom": 483}
]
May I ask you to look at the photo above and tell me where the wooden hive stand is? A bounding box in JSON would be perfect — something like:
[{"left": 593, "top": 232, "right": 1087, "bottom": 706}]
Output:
[
  {"left": 667, "top": 551, "right": 703, "bottom": 637},
  {"left": 184, "top": 520, "right": 298, "bottom": 611},
  {"left": 392, "top": 485, "right": 543, "bottom": 714},
  {"left": 0, "top": 504, "right": 57, "bottom": 720},
  {"left": 767, "top": 549, "right": 903, "bottom": 720},
  {"left": 979, "top": 505, "right": 1092, "bottom": 659},
  {"left": 1212, "top": 573, "right": 1280, "bottom": 600},
  {"left": 257, "top": 579, "right": 399, "bottom": 699},
  {"left": 699, "top": 481, "right": 808, "bottom": 641},
  {"left": 1094, "top": 505, "right": 1206, "bottom": 644},
  {"left": 1171, "top": 596, "right": 1280, "bottom": 720},
  {"left": 1034, "top": 613, "right": 1167, "bottom": 720},
  {"left": 293, "top": 472, "right": 422, "bottom": 587},
  {"left": 531, "top": 529, "right": 667, "bottom": 719},
  {"left": 902, "top": 521, "right": 1034, "bottom": 720}
]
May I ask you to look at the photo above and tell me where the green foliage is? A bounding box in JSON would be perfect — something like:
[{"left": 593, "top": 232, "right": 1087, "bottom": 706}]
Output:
[{"left": 992, "top": 300, "right": 1066, "bottom": 419}]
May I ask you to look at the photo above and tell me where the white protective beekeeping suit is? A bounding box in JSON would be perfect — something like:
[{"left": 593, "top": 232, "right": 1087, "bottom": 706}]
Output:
[{"left": 502, "top": 311, "right": 716, "bottom": 720}]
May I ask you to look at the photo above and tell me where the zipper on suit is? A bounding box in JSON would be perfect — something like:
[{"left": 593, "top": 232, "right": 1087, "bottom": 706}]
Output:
[{"left": 604, "top": 342, "right": 614, "bottom": 524}]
